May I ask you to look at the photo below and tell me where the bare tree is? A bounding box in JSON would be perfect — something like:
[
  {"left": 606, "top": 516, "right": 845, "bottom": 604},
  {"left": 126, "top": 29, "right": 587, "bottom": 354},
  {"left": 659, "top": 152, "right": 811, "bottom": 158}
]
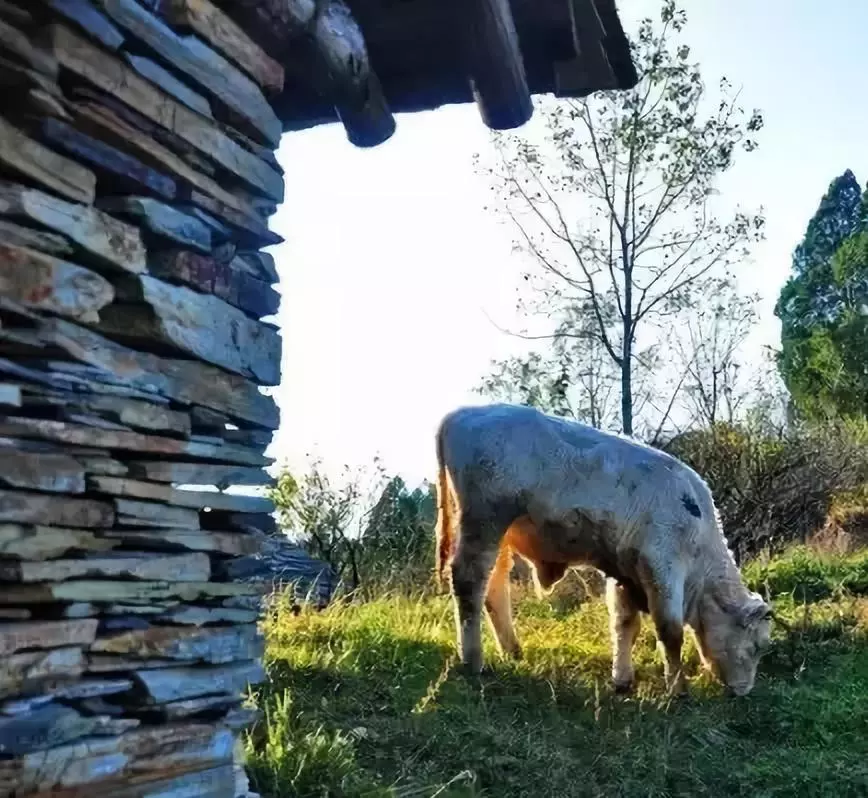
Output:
[
  {"left": 677, "top": 280, "right": 759, "bottom": 428},
  {"left": 478, "top": 0, "right": 765, "bottom": 436}
]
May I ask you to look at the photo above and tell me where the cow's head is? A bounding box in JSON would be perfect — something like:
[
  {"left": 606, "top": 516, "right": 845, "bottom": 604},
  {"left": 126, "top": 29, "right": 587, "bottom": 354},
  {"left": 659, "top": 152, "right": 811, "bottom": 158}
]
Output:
[{"left": 695, "top": 591, "right": 773, "bottom": 696}]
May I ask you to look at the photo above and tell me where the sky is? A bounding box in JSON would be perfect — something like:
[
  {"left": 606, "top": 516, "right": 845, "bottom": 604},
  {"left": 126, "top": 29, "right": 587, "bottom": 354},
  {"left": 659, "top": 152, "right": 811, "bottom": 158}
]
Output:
[{"left": 265, "top": 0, "right": 868, "bottom": 488}]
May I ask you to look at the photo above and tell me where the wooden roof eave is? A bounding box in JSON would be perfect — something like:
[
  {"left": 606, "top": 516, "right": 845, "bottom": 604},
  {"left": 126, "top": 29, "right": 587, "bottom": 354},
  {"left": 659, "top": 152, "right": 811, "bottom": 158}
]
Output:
[{"left": 221, "top": 0, "right": 636, "bottom": 147}]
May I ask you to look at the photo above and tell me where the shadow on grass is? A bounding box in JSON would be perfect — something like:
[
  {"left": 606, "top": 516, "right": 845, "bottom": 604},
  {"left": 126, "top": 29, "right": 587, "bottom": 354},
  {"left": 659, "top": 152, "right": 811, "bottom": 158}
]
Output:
[{"left": 247, "top": 598, "right": 868, "bottom": 798}]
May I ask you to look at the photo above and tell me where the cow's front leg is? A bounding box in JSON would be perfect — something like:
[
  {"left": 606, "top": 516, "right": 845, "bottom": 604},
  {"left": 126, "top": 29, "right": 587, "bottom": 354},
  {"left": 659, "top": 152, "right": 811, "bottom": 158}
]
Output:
[
  {"left": 450, "top": 532, "right": 499, "bottom": 674},
  {"left": 641, "top": 563, "right": 687, "bottom": 696},
  {"left": 606, "top": 578, "right": 642, "bottom": 692}
]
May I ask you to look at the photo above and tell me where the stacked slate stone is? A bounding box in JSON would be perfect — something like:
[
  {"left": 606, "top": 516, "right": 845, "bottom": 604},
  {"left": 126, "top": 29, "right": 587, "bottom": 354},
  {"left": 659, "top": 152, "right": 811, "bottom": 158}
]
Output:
[{"left": 0, "top": 1, "right": 287, "bottom": 795}]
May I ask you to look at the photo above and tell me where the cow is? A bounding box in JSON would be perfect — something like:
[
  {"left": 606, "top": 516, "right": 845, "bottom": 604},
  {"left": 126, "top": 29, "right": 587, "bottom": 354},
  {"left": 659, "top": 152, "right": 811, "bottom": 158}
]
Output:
[{"left": 434, "top": 403, "right": 774, "bottom": 697}]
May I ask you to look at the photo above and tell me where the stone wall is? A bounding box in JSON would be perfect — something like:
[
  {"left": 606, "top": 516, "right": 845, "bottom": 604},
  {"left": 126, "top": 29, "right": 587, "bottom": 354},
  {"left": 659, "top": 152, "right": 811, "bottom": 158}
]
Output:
[{"left": 0, "top": 1, "right": 286, "bottom": 795}]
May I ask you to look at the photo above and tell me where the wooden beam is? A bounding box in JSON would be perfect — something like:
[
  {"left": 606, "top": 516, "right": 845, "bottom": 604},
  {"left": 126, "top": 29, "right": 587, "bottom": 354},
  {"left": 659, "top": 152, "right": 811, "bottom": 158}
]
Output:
[
  {"left": 459, "top": 0, "right": 533, "bottom": 130},
  {"left": 554, "top": 0, "right": 618, "bottom": 97},
  {"left": 220, "top": 0, "right": 396, "bottom": 147}
]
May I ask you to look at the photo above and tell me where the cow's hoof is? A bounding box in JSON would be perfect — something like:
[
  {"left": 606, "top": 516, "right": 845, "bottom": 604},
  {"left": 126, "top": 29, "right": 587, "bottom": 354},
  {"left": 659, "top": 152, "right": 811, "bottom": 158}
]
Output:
[
  {"left": 612, "top": 679, "right": 634, "bottom": 694},
  {"left": 460, "top": 660, "right": 484, "bottom": 679},
  {"left": 507, "top": 646, "right": 524, "bottom": 662}
]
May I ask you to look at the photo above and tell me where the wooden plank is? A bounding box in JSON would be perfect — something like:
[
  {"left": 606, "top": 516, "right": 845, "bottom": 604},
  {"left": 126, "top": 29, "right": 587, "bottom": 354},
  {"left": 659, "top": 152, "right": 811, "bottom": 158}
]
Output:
[
  {"left": 37, "top": 317, "right": 280, "bottom": 429},
  {"left": 161, "top": 0, "right": 284, "bottom": 93},
  {"left": 73, "top": 100, "right": 261, "bottom": 220},
  {"left": 461, "top": 0, "right": 533, "bottom": 130},
  {"left": 48, "top": 24, "right": 284, "bottom": 202},
  {"left": 0, "top": 524, "right": 117, "bottom": 560},
  {"left": 0, "top": 620, "right": 98, "bottom": 655},
  {"left": 148, "top": 249, "right": 279, "bottom": 318},
  {"left": 95, "top": 0, "right": 281, "bottom": 146},
  {"left": 43, "top": 0, "right": 125, "bottom": 50},
  {"left": 36, "top": 117, "right": 177, "bottom": 200},
  {"left": 0, "top": 217, "right": 73, "bottom": 257},
  {"left": 133, "top": 660, "right": 265, "bottom": 704},
  {"left": 0, "top": 242, "right": 113, "bottom": 322},
  {"left": 97, "top": 196, "right": 211, "bottom": 252},
  {"left": 0, "top": 552, "right": 210, "bottom": 583},
  {"left": 0, "top": 450, "right": 85, "bottom": 493},
  {"left": 0, "top": 488, "right": 114, "bottom": 527},
  {"left": 228, "top": 0, "right": 395, "bottom": 147},
  {"left": 91, "top": 624, "right": 262, "bottom": 664},
  {"left": 98, "top": 527, "right": 262, "bottom": 557},
  {"left": 100, "top": 275, "right": 281, "bottom": 385},
  {"left": 0, "top": 180, "right": 146, "bottom": 273},
  {"left": 0, "top": 17, "right": 57, "bottom": 78},
  {"left": 0, "top": 579, "right": 263, "bottom": 605},
  {"left": 127, "top": 461, "right": 272, "bottom": 488},
  {"left": 123, "top": 52, "right": 213, "bottom": 119},
  {"left": 0, "top": 115, "right": 95, "bottom": 204}
]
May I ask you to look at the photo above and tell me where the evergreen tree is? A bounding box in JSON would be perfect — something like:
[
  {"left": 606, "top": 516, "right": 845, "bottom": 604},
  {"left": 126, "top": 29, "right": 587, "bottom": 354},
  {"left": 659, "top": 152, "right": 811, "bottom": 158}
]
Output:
[{"left": 775, "top": 170, "right": 866, "bottom": 416}]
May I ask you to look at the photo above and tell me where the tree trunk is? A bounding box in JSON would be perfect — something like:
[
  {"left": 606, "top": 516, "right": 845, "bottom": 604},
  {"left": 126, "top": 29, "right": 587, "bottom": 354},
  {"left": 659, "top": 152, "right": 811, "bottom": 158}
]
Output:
[
  {"left": 621, "top": 285, "right": 634, "bottom": 436},
  {"left": 620, "top": 354, "right": 632, "bottom": 436}
]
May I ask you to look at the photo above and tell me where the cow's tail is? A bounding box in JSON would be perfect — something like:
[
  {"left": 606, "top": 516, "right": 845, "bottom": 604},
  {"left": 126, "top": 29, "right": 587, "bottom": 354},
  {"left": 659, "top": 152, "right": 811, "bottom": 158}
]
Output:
[{"left": 434, "top": 421, "right": 455, "bottom": 590}]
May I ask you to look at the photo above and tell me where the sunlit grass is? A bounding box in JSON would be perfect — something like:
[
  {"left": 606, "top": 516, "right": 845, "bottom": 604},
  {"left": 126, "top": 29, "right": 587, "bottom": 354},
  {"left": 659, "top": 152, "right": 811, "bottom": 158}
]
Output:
[{"left": 245, "top": 548, "right": 868, "bottom": 797}]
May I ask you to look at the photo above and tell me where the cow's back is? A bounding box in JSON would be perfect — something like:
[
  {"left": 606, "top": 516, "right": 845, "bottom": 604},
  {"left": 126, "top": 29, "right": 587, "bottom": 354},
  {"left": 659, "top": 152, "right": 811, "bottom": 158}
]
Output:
[{"left": 438, "top": 404, "right": 719, "bottom": 548}]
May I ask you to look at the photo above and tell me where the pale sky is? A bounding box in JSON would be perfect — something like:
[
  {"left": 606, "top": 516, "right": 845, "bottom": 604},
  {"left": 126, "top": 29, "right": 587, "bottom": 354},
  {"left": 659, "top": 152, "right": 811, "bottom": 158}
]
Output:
[{"left": 265, "top": 1, "right": 868, "bottom": 487}]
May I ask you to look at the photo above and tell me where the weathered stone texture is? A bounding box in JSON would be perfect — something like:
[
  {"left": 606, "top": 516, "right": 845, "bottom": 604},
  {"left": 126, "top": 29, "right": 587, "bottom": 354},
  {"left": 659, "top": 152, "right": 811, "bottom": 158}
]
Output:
[{"left": 0, "top": 2, "right": 284, "bottom": 794}]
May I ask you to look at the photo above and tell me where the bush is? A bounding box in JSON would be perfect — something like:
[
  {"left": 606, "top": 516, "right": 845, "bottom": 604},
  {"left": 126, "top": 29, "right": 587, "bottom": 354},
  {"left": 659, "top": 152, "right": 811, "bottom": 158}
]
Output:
[{"left": 663, "top": 419, "right": 868, "bottom": 561}]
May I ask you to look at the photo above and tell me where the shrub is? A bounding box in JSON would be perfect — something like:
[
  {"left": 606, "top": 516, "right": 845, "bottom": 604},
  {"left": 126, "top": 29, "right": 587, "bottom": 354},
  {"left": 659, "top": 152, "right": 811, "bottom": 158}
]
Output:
[{"left": 663, "top": 420, "right": 868, "bottom": 561}]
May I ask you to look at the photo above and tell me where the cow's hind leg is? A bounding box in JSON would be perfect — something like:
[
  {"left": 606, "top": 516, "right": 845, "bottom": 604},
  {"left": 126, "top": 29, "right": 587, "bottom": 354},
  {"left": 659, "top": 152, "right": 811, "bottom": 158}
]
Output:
[
  {"left": 606, "top": 578, "right": 642, "bottom": 693},
  {"left": 485, "top": 543, "right": 522, "bottom": 660},
  {"left": 449, "top": 516, "right": 503, "bottom": 674}
]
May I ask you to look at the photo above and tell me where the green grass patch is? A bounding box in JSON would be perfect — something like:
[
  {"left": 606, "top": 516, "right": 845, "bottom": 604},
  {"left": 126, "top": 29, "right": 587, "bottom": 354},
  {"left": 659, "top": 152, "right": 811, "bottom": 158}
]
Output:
[
  {"left": 744, "top": 546, "right": 868, "bottom": 602},
  {"left": 245, "top": 550, "right": 868, "bottom": 797}
]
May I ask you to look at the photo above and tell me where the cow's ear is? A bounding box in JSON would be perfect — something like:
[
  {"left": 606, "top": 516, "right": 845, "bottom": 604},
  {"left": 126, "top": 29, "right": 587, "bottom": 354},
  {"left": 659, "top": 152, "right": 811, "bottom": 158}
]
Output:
[{"left": 739, "top": 597, "right": 772, "bottom": 627}]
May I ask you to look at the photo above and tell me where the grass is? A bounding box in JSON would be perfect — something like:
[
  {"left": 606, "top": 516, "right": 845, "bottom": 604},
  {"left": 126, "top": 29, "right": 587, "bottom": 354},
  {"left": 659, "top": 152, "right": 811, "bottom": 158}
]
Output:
[{"left": 244, "top": 548, "right": 868, "bottom": 798}]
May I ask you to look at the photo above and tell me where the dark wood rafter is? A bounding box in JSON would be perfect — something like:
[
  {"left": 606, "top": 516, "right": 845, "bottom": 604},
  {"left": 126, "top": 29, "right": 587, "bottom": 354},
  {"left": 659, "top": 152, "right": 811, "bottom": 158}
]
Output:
[
  {"left": 554, "top": 0, "right": 619, "bottom": 96},
  {"left": 210, "top": 0, "right": 396, "bottom": 147},
  {"left": 459, "top": 0, "right": 533, "bottom": 130}
]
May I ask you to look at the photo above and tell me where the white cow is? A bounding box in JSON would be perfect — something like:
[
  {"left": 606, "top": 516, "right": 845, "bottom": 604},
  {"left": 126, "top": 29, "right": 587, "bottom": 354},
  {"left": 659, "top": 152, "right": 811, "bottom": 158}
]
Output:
[{"left": 434, "top": 403, "right": 773, "bottom": 696}]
